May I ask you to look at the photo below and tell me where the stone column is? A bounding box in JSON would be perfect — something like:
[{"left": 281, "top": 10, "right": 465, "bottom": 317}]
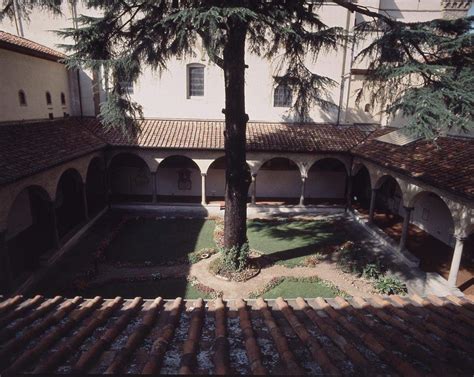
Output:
[
  {"left": 448, "top": 235, "right": 466, "bottom": 287},
  {"left": 152, "top": 172, "right": 157, "bottom": 203},
  {"left": 299, "top": 176, "right": 306, "bottom": 206},
  {"left": 201, "top": 173, "right": 207, "bottom": 205},
  {"left": 368, "top": 188, "right": 377, "bottom": 224},
  {"left": 251, "top": 174, "right": 257, "bottom": 206},
  {"left": 105, "top": 166, "right": 112, "bottom": 209},
  {"left": 81, "top": 182, "right": 89, "bottom": 221},
  {"left": 398, "top": 206, "right": 414, "bottom": 251},
  {"left": 50, "top": 201, "right": 60, "bottom": 250},
  {"left": 0, "top": 230, "right": 13, "bottom": 293}
]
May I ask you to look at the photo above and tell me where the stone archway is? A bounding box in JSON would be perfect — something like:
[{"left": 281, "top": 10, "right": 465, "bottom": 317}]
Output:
[
  {"left": 157, "top": 155, "right": 201, "bottom": 203},
  {"left": 306, "top": 158, "right": 347, "bottom": 205},
  {"left": 86, "top": 157, "right": 106, "bottom": 216},
  {"left": 55, "top": 168, "right": 85, "bottom": 239},
  {"left": 109, "top": 153, "right": 153, "bottom": 203},
  {"left": 4, "top": 185, "right": 55, "bottom": 289},
  {"left": 206, "top": 156, "right": 252, "bottom": 204},
  {"left": 352, "top": 164, "right": 372, "bottom": 210},
  {"left": 254, "top": 157, "right": 301, "bottom": 205}
]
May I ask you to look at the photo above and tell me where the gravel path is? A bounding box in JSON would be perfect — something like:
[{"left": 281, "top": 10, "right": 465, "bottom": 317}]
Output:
[{"left": 92, "top": 254, "right": 375, "bottom": 298}]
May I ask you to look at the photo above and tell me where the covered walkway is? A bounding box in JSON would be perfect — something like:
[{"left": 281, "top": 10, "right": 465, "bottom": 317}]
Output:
[{"left": 354, "top": 205, "right": 474, "bottom": 295}]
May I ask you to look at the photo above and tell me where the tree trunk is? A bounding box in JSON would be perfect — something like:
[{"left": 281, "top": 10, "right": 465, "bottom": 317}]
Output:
[{"left": 223, "top": 19, "right": 251, "bottom": 251}]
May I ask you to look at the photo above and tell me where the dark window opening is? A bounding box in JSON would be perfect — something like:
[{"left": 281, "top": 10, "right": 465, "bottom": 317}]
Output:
[
  {"left": 61, "top": 92, "right": 66, "bottom": 105},
  {"left": 18, "top": 90, "right": 27, "bottom": 106},
  {"left": 46, "top": 91, "right": 52, "bottom": 106}
]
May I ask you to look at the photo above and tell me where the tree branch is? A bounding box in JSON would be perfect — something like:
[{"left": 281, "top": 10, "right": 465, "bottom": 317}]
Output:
[{"left": 330, "top": 0, "right": 397, "bottom": 27}]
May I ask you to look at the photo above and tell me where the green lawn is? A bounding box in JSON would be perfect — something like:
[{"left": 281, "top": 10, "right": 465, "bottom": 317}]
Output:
[
  {"left": 247, "top": 219, "right": 345, "bottom": 267},
  {"left": 257, "top": 278, "right": 343, "bottom": 299},
  {"left": 81, "top": 278, "right": 212, "bottom": 299},
  {"left": 106, "top": 218, "right": 216, "bottom": 263}
]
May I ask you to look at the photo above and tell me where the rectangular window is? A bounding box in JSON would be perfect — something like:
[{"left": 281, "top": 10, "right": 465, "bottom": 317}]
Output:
[{"left": 188, "top": 66, "right": 204, "bottom": 97}]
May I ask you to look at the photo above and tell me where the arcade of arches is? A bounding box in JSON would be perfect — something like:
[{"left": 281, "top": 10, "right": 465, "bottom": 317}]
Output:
[{"left": 0, "top": 152, "right": 472, "bottom": 295}]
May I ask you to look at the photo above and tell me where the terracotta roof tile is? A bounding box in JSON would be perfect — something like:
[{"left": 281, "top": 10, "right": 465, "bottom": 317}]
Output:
[
  {"left": 85, "top": 119, "right": 368, "bottom": 153},
  {"left": 352, "top": 128, "right": 474, "bottom": 200},
  {"left": 0, "top": 118, "right": 106, "bottom": 186},
  {"left": 0, "top": 30, "right": 66, "bottom": 61},
  {"left": 0, "top": 295, "right": 473, "bottom": 375}
]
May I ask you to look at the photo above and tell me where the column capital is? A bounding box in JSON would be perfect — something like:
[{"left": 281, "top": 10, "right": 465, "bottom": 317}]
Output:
[
  {"left": 201, "top": 172, "right": 207, "bottom": 177},
  {"left": 251, "top": 173, "right": 257, "bottom": 178},
  {"left": 454, "top": 234, "right": 468, "bottom": 242},
  {"left": 403, "top": 206, "right": 414, "bottom": 212}
]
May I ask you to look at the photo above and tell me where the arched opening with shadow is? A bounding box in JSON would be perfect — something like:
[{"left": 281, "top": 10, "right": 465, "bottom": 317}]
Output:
[
  {"left": 306, "top": 158, "right": 347, "bottom": 205},
  {"left": 4, "top": 186, "right": 55, "bottom": 289},
  {"left": 157, "top": 155, "right": 201, "bottom": 203},
  {"left": 55, "top": 169, "right": 85, "bottom": 239},
  {"left": 370, "top": 175, "right": 405, "bottom": 241},
  {"left": 256, "top": 157, "right": 301, "bottom": 205},
  {"left": 109, "top": 153, "right": 152, "bottom": 203},
  {"left": 206, "top": 156, "right": 251, "bottom": 204},
  {"left": 405, "top": 192, "right": 467, "bottom": 288},
  {"left": 86, "top": 157, "right": 107, "bottom": 216},
  {"left": 352, "top": 165, "right": 371, "bottom": 210}
]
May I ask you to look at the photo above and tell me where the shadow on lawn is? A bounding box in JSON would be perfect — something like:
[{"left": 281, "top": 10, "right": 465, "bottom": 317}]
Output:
[
  {"left": 248, "top": 219, "right": 346, "bottom": 267},
  {"left": 30, "top": 214, "right": 216, "bottom": 299}
]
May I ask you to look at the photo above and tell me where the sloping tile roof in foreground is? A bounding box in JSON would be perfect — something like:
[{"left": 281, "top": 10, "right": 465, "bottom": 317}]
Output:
[
  {"left": 0, "top": 118, "right": 106, "bottom": 186},
  {"left": 0, "top": 30, "right": 66, "bottom": 62},
  {"left": 85, "top": 119, "right": 368, "bottom": 152},
  {"left": 0, "top": 294, "right": 473, "bottom": 375},
  {"left": 352, "top": 128, "right": 474, "bottom": 201}
]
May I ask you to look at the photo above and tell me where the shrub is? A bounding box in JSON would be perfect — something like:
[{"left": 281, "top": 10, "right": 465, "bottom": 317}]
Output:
[
  {"left": 362, "top": 262, "right": 383, "bottom": 280},
  {"left": 220, "top": 242, "right": 250, "bottom": 272},
  {"left": 374, "top": 276, "right": 407, "bottom": 295},
  {"left": 303, "top": 252, "right": 325, "bottom": 267}
]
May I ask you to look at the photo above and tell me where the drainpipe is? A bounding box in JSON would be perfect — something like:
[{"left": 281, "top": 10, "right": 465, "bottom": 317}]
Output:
[
  {"left": 337, "top": 4, "right": 352, "bottom": 125},
  {"left": 76, "top": 70, "right": 83, "bottom": 117},
  {"left": 12, "top": 0, "right": 24, "bottom": 37}
]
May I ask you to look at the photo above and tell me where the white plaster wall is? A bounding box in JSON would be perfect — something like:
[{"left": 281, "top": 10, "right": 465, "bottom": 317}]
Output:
[
  {"left": 412, "top": 193, "right": 455, "bottom": 246},
  {"left": 256, "top": 170, "right": 301, "bottom": 198},
  {"left": 110, "top": 167, "right": 152, "bottom": 196},
  {"left": 156, "top": 168, "right": 201, "bottom": 197},
  {"left": 0, "top": 0, "right": 458, "bottom": 125},
  {"left": 0, "top": 49, "right": 71, "bottom": 122},
  {"left": 5, "top": 189, "right": 32, "bottom": 239},
  {"left": 306, "top": 171, "right": 346, "bottom": 199},
  {"left": 207, "top": 168, "right": 226, "bottom": 197}
]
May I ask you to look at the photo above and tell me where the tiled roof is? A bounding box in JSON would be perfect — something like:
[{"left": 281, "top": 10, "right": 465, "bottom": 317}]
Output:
[
  {"left": 0, "top": 118, "right": 106, "bottom": 186},
  {"left": 0, "top": 294, "right": 473, "bottom": 375},
  {"left": 352, "top": 128, "right": 474, "bottom": 200},
  {"left": 85, "top": 119, "right": 368, "bottom": 152},
  {"left": 0, "top": 30, "right": 66, "bottom": 62}
]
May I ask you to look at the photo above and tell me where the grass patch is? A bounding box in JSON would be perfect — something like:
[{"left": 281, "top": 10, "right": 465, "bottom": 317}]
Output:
[
  {"left": 81, "top": 278, "right": 213, "bottom": 299},
  {"left": 249, "top": 276, "right": 345, "bottom": 299},
  {"left": 247, "top": 219, "right": 345, "bottom": 267},
  {"left": 106, "top": 218, "right": 216, "bottom": 264}
]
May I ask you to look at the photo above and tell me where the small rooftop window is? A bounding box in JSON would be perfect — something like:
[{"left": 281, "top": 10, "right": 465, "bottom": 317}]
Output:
[
  {"left": 18, "top": 90, "right": 27, "bottom": 106},
  {"left": 46, "top": 91, "right": 52, "bottom": 106}
]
